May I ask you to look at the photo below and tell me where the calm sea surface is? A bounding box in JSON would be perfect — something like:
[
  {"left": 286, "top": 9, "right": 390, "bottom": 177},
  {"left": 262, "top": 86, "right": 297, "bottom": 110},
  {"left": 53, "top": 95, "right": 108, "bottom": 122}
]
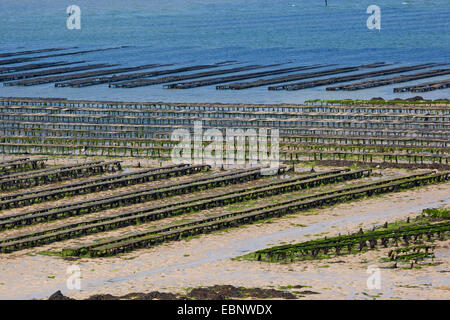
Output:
[{"left": 0, "top": 0, "right": 449, "bottom": 103}]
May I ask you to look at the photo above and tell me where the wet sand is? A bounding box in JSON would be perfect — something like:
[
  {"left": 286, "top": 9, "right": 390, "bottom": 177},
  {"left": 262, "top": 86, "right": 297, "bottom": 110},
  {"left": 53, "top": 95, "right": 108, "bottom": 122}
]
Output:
[{"left": 0, "top": 182, "right": 448, "bottom": 300}]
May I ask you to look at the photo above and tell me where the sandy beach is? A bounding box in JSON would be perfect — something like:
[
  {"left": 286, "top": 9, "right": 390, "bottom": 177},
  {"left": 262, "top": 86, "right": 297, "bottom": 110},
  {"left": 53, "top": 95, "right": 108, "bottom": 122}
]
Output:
[{"left": 1, "top": 180, "right": 448, "bottom": 300}]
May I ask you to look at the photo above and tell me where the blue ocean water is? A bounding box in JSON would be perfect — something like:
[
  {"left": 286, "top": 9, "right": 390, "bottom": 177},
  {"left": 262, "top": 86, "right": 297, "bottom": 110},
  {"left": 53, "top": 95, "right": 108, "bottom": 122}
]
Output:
[{"left": 0, "top": 0, "right": 449, "bottom": 103}]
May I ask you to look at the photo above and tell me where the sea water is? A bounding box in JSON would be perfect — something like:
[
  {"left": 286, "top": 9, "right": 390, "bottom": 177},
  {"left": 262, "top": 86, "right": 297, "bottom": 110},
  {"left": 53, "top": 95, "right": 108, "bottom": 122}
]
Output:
[{"left": 0, "top": 0, "right": 449, "bottom": 103}]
